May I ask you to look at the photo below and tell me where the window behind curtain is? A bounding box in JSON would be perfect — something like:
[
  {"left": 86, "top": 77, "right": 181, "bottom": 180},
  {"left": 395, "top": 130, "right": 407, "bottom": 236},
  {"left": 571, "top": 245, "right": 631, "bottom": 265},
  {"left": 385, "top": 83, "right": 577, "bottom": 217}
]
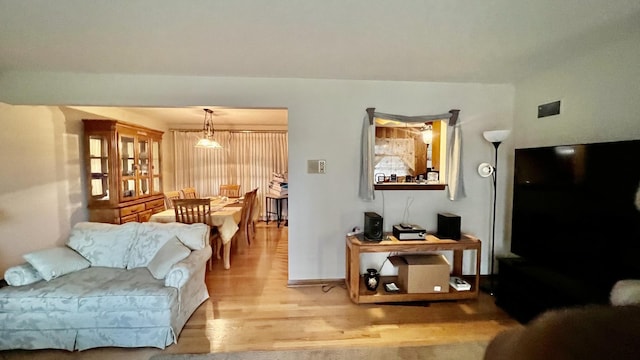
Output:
[
  {"left": 374, "top": 137, "right": 415, "bottom": 177},
  {"left": 173, "top": 130, "right": 288, "bottom": 220}
]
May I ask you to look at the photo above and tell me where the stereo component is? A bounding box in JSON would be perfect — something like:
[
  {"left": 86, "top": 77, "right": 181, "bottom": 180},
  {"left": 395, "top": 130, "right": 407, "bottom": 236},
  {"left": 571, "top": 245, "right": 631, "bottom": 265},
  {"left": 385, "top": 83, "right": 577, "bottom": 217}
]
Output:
[
  {"left": 437, "top": 212, "right": 461, "bottom": 240},
  {"left": 364, "top": 212, "right": 383, "bottom": 241}
]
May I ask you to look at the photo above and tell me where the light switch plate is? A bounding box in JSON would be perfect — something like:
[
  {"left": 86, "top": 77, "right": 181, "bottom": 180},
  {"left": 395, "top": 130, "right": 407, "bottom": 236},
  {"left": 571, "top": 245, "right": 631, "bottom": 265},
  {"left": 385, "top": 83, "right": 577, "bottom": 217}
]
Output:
[
  {"left": 307, "top": 159, "right": 326, "bottom": 174},
  {"left": 318, "top": 160, "right": 326, "bottom": 174}
]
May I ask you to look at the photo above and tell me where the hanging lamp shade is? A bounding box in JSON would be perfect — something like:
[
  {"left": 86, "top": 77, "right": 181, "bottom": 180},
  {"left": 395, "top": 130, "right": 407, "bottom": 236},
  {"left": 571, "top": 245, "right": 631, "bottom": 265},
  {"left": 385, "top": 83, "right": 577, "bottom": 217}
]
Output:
[{"left": 195, "top": 108, "right": 222, "bottom": 149}]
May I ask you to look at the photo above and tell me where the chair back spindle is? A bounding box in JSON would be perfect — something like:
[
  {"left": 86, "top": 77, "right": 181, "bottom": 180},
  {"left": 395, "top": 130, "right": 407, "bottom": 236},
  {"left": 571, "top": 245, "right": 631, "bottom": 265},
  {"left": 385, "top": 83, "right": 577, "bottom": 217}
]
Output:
[{"left": 173, "top": 198, "right": 210, "bottom": 224}]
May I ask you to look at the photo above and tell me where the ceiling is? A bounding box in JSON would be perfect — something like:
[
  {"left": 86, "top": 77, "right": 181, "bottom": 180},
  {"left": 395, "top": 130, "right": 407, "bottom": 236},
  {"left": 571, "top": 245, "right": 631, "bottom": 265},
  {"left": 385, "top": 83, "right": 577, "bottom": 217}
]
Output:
[
  {"left": 116, "top": 106, "right": 288, "bottom": 129},
  {"left": 2, "top": 1, "right": 639, "bottom": 125}
]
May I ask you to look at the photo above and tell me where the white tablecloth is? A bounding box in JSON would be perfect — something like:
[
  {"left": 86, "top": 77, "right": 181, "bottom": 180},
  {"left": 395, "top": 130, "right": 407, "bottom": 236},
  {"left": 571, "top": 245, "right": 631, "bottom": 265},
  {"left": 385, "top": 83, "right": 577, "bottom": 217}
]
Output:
[{"left": 149, "top": 207, "right": 241, "bottom": 245}]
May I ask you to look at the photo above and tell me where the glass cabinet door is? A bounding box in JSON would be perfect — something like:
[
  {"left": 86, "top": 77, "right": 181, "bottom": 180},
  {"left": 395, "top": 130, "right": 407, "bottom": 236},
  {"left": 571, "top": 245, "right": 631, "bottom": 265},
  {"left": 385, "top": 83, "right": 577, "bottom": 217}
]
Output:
[
  {"left": 120, "top": 135, "right": 135, "bottom": 177},
  {"left": 139, "top": 178, "right": 150, "bottom": 197},
  {"left": 151, "top": 139, "right": 162, "bottom": 194},
  {"left": 137, "top": 137, "right": 150, "bottom": 196},
  {"left": 88, "top": 135, "right": 110, "bottom": 200},
  {"left": 121, "top": 179, "right": 136, "bottom": 199},
  {"left": 119, "top": 134, "right": 136, "bottom": 200}
]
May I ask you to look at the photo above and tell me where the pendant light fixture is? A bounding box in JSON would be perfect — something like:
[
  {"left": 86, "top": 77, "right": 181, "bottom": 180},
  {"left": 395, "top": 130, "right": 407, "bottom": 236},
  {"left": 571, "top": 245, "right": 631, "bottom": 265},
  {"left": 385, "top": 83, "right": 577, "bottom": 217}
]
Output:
[
  {"left": 421, "top": 123, "right": 433, "bottom": 145},
  {"left": 195, "top": 108, "right": 223, "bottom": 149}
]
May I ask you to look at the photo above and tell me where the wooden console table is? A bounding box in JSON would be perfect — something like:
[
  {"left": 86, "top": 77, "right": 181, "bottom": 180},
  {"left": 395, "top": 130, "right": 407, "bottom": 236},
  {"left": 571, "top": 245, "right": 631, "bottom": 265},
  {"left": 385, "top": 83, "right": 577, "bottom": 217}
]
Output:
[{"left": 345, "top": 233, "right": 481, "bottom": 304}]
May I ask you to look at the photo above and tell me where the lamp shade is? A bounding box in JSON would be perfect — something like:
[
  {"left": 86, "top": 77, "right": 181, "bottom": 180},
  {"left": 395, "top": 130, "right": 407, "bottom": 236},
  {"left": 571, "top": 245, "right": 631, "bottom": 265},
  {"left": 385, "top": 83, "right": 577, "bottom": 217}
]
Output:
[
  {"left": 195, "top": 138, "right": 223, "bottom": 149},
  {"left": 482, "top": 130, "right": 510, "bottom": 143}
]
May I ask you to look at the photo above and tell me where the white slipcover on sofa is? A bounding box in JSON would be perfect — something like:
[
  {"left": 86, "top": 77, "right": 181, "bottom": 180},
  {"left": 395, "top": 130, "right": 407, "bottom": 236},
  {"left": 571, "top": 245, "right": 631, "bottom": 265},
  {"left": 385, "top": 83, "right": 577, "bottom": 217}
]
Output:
[{"left": 0, "top": 221, "right": 212, "bottom": 351}]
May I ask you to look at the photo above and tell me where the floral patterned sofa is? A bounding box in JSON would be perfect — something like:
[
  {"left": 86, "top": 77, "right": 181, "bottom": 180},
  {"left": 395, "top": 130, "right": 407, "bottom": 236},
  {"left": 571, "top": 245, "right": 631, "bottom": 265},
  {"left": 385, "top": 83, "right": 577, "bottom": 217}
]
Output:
[{"left": 0, "top": 221, "right": 212, "bottom": 351}]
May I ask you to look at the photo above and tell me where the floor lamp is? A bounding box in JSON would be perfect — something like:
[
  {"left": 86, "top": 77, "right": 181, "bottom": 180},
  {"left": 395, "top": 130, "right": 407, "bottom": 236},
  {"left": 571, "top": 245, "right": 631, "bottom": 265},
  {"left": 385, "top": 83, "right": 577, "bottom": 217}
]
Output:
[{"left": 478, "top": 129, "right": 510, "bottom": 296}]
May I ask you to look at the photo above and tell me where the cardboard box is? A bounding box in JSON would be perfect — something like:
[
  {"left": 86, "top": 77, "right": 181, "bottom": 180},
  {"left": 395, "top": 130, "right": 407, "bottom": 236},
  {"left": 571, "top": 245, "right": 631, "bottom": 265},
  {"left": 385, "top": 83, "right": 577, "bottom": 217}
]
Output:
[{"left": 389, "top": 254, "right": 450, "bottom": 293}]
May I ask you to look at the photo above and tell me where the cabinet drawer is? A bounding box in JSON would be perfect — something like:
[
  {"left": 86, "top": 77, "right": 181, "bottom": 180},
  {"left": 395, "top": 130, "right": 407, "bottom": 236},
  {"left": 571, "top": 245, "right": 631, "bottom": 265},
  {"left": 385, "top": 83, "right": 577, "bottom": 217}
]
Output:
[
  {"left": 146, "top": 198, "right": 165, "bottom": 209},
  {"left": 152, "top": 206, "right": 166, "bottom": 214},
  {"left": 120, "top": 203, "right": 146, "bottom": 217},
  {"left": 138, "top": 209, "right": 153, "bottom": 222},
  {"left": 120, "top": 214, "right": 139, "bottom": 224}
]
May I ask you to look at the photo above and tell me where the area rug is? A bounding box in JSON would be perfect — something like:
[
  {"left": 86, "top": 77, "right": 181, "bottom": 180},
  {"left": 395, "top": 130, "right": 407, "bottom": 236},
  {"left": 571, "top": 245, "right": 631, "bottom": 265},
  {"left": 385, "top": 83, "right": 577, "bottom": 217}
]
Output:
[{"left": 150, "top": 341, "right": 488, "bottom": 360}]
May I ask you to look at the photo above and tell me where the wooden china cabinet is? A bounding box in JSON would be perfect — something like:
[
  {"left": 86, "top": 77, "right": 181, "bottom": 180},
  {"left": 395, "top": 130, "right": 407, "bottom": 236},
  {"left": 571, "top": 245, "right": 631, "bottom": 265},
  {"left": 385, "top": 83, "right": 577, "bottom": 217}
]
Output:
[{"left": 83, "top": 119, "right": 165, "bottom": 224}]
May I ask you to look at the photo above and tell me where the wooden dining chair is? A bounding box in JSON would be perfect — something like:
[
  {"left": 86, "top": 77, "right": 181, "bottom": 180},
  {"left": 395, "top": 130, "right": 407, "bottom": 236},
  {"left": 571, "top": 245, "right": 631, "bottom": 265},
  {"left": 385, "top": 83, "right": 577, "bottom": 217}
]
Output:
[
  {"left": 234, "top": 188, "right": 258, "bottom": 247},
  {"left": 248, "top": 190, "right": 260, "bottom": 242},
  {"left": 173, "top": 198, "right": 218, "bottom": 270},
  {"left": 181, "top": 187, "right": 198, "bottom": 199},
  {"left": 219, "top": 184, "right": 241, "bottom": 198},
  {"left": 163, "top": 190, "right": 181, "bottom": 209},
  {"left": 173, "top": 198, "right": 209, "bottom": 224}
]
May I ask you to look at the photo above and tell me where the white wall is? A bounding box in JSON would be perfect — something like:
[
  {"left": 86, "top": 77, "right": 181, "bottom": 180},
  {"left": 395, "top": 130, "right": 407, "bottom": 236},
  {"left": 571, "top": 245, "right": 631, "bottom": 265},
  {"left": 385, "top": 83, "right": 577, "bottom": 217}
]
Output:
[
  {"left": 0, "top": 105, "right": 84, "bottom": 269},
  {"left": 506, "top": 29, "right": 640, "bottom": 256},
  {"left": 0, "top": 104, "right": 171, "bottom": 273},
  {"left": 0, "top": 74, "right": 514, "bottom": 279},
  {"left": 514, "top": 32, "right": 640, "bottom": 148}
]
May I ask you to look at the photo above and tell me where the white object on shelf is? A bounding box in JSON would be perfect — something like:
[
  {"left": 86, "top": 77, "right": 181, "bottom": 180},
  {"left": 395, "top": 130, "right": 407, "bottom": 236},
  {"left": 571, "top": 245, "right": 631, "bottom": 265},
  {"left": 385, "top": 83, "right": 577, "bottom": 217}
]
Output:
[{"left": 449, "top": 276, "right": 471, "bottom": 291}]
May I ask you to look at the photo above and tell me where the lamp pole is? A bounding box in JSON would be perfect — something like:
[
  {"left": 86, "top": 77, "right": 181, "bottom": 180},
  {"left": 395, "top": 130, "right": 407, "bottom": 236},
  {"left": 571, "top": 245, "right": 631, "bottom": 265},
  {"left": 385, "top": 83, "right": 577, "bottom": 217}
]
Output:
[
  {"left": 488, "top": 141, "right": 500, "bottom": 295},
  {"left": 480, "top": 129, "right": 510, "bottom": 296}
]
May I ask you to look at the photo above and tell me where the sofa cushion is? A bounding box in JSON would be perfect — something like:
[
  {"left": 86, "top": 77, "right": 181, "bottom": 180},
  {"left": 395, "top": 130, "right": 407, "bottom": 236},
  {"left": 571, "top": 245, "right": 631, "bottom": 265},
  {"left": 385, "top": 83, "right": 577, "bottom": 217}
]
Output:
[
  {"left": 78, "top": 268, "right": 177, "bottom": 312},
  {"left": 67, "top": 222, "right": 138, "bottom": 268},
  {"left": 147, "top": 236, "right": 191, "bottom": 279},
  {"left": 0, "top": 267, "right": 124, "bottom": 313},
  {"left": 4, "top": 263, "right": 43, "bottom": 286},
  {"left": 23, "top": 247, "right": 90, "bottom": 281},
  {"left": 127, "top": 222, "right": 207, "bottom": 269},
  {"left": 0, "top": 268, "right": 174, "bottom": 314}
]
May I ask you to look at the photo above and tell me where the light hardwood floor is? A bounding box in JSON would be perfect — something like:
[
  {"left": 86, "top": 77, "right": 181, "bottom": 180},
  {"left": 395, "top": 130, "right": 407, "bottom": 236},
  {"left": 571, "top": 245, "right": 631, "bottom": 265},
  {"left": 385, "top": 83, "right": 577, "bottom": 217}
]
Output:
[{"left": 1, "top": 223, "right": 521, "bottom": 360}]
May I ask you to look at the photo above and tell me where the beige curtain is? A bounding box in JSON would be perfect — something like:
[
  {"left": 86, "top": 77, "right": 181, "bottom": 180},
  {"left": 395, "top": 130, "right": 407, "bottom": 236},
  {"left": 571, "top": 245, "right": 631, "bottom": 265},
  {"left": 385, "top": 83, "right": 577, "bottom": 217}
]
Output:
[{"left": 172, "top": 131, "right": 288, "bottom": 220}]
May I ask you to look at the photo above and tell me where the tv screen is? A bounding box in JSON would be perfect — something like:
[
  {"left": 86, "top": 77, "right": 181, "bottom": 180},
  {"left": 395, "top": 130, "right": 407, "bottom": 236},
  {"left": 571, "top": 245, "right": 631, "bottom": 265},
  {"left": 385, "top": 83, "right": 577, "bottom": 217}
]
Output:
[{"left": 511, "top": 140, "right": 640, "bottom": 277}]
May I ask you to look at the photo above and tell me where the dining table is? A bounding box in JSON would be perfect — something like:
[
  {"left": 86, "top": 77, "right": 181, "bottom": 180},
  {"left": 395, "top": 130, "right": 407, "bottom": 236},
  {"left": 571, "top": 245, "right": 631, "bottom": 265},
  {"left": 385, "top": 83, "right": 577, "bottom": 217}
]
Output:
[{"left": 149, "top": 196, "right": 242, "bottom": 270}]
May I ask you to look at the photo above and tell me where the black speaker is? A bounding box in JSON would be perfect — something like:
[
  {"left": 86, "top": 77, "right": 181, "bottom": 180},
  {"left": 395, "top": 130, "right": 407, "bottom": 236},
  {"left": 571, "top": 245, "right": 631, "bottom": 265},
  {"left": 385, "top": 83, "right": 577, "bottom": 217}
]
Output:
[
  {"left": 437, "top": 212, "right": 461, "bottom": 240},
  {"left": 364, "top": 212, "right": 383, "bottom": 241}
]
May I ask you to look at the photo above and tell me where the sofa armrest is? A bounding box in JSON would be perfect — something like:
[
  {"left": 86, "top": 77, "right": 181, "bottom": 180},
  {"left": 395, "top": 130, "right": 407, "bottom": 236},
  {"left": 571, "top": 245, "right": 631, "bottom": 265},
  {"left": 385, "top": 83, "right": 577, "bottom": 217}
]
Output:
[
  {"left": 4, "top": 263, "right": 43, "bottom": 286},
  {"left": 165, "top": 245, "right": 212, "bottom": 289}
]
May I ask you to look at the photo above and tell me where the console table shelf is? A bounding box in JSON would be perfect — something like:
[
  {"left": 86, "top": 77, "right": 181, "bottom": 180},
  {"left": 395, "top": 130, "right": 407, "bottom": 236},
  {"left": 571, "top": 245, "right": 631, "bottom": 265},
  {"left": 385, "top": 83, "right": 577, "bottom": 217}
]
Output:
[{"left": 345, "top": 233, "right": 481, "bottom": 304}]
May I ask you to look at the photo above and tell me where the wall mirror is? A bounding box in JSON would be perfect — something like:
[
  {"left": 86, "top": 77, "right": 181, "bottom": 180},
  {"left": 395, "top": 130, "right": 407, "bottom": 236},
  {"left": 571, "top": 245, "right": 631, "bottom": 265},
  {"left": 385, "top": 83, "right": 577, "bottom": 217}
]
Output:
[{"left": 374, "top": 119, "right": 447, "bottom": 188}]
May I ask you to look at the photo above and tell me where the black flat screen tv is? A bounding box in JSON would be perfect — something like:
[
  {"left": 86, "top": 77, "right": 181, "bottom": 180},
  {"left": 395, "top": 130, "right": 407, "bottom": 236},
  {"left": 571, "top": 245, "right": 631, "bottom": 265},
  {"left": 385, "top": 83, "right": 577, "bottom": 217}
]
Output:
[{"left": 511, "top": 139, "right": 640, "bottom": 279}]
